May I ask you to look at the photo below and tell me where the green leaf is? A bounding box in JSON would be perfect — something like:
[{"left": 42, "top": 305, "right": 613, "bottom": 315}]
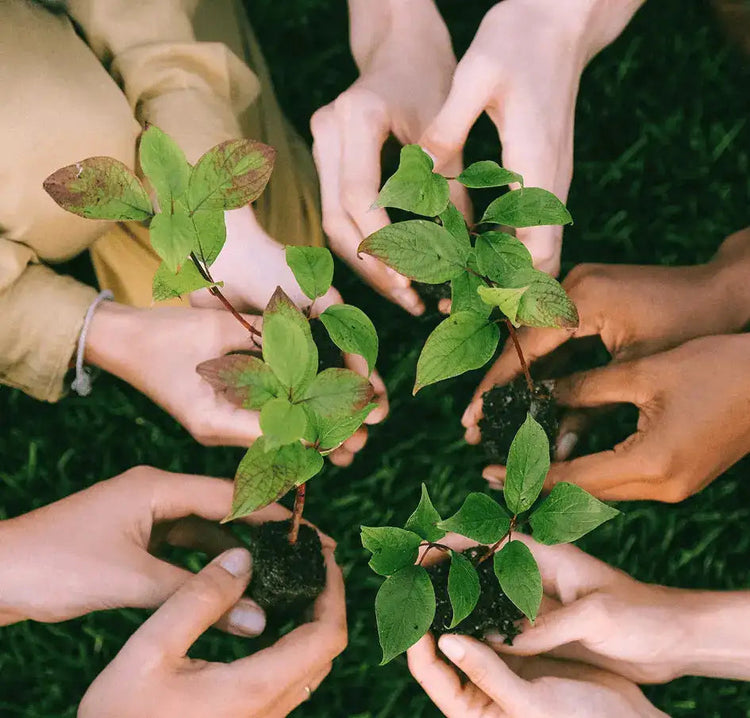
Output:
[
  {"left": 224, "top": 438, "right": 323, "bottom": 521},
  {"left": 259, "top": 397, "right": 308, "bottom": 450},
  {"left": 304, "top": 402, "right": 377, "bottom": 451},
  {"left": 504, "top": 414, "right": 551, "bottom": 514},
  {"left": 149, "top": 207, "right": 198, "bottom": 272},
  {"left": 437, "top": 493, "right": 510, "bottom": 544},
  {"left": 301, "top": 368, "right": 374, "bottom": 420},
  {"left": 188, "top": 139, "right": 275, "bottom": 212},
  {"left": 504, "top": 269, "right": 579, "bottom": 329},
  {"left": 139, "top": 125, "right": 190, "bottom": 209},
  {"left": 152, "top": 261, "right": 218, "bottom": 301},
  {"left": 374, "top": 144, "right": 450, "bottom": 216},
  {"left": 481, "top": 187, "right": 573, "bottom": 228},
  {"left": 414, "top": 312, "right": 499, "bottom": 394},
  {"left": 43, "top": 157, "right": 153, "bottom": 221},
  {"left": 405, "top": 484, "right": 445, "bottom": 542},
  {"left": 361, "top": 526, "right": 423, "bottom": 576},
  {"left": 439, "top": 202, "right": 470, "bottom": 247},
  {"left": 457, "top": 161, "right": 523, "bottom": 189},
  {"left": 192, "top": 210, "right": 227, "bottom": 266},
  {"left": 285, "top": 246, "right": 334, "bottom": 301},
  {"left": 262, "top": 287, "right": 318, "bottom": 399},
  {"left": 196, "top": 355, "right": 283, "bottom": 410},
  {"left": 494, "top": 540, "right": 543, "bottom": 622},
  {"left": 447, "top": 551, "right": 481, "bottom": 628},
  {"left": 530, "top": 482, "right": 621, "bottom": 545},
  {"left": 359, "top": 220, "right": 470, "bottom": 284},
  {"left": 475, "top": 231, "right": 533, "bottom": 283},
  {"left": 451, "top": 270, "right": 491, "bottom": 318},
  {"left": 376, "top": 565, "right": 435, "bottom": 664},
  {"left": 319, "top": 304, "right": 379, "bottom": 374},
  {"left": 477, "top": 285, "right": 529, "bottom": 325}
]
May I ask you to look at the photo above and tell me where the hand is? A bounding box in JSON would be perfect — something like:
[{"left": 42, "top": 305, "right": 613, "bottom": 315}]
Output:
[
  {"left": 79, "top": 545, "right": 347, "bottom": 718},
  {"left": 486, "top": 536, "right": 750, "bottom": 684},
  {"left": 421, "top": 0, "right": 645, "bottom": 275},
  {"left": 407, "top": 634, "right": 667, "bottom": 717},
  {"left": 0, "top": 466, "right": 283, "bottom": 631},
  {"left": 311, "top": 0, "right": 467, "bottom": 315},
  {"left": 482, "top": 334, "right": 750, "bottom": 502}
]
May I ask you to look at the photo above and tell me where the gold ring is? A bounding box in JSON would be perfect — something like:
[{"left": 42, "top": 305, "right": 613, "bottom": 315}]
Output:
[{"left": 304, "top": 685, "right": 312, "bottom": 699}]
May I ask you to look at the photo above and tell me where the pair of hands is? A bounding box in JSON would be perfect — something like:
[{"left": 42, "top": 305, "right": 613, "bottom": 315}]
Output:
[
  {"left": 0, "top": 467, "right": 347, "bottom": 717},
  {"left": 464, "top": 228, "right": 750, "bottom": 502}
]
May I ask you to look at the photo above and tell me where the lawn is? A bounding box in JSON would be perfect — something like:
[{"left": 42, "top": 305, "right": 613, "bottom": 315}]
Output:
[{"left": 1, "top": 0, "right": 750, "bottom": 715}]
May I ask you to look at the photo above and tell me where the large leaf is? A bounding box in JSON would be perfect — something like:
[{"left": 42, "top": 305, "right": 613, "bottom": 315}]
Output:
[
  {"left": 262, "top": 287, "right": 318, "bottom": 399},
  {"left": 504, "top": 414, "right": 551, "bottom": 514},
  {"left": 301, "top": 368, "right": 374, "bottom": 419},
  {"left": 530, "top": 482, "right": 620, "bottom": 544},
  {"left": 285, "top": 246, "right": 334, "bottom": 301},
  {"left": 359, "top": 220, "right": 469, "bottom": 284},
  {"left": 139, "top": 125, "right": 190, "bottom": 209},
  {"left": 224, "top": 438, "right": 323, "bottom": 521},
  {"left": 192, "top": 210, "right": 227, "bottom": 266},
  {"left": 448, "top": 551, "right": 481, "bottom": 628},
  {"left": 152, "top": 261, "right": 217, "bottom": 301},
  {"left": 405, "top": 484, "right": 445, "bottom": 543},
  {"left": 361, "top": 526, "right": 423, "bottom": 576},
  {"left": 196, "top": 355, "right": 282, "bottom": 410},
  {"left": 481, "top": 187, "right": 573, "bottom": 228},
  {"left": 439, "top": 202, "right": 470, "bottom": 247},
  {"left": 458, "top": 161, "right": 523, "bottom": 189},
  {"left": 376, "top": 565, "right": 435, "bottom": 664},
  {"left": 477, "top": 285, "right": 528, "bottom": 325},
  {"left": 451, "top": 270, "right": 491, "bottom": 318},
  {"left": 188, "top": 139, "right": 275, "bottom": 212},
  {"left": 437, "top": 493, "right": 510, "bottom": 544},
  {"left": 493, "top": 540, "right": 542, "bottom": 622},
  {"left": 319, "top": 304, "right": 379, "bottom": 374},
  {"left": 475, "top": 231, "right": 533, "bottom": 284},
  {"left": 259, "top": 397, "right": 308, "bottom": 450},
  {"left": 43, "top": 157, "right": 152, "bottom": 221},
  {"left": 504, "top": 269, "right": 579, "bottom": 329},
  {"left": 375, "top": 144, "right": 450, "bottom": 216},
  {"left": 149, "top": 206, "right": 198, "bottom": 272},
  {"left": 304, "top": 402, "right": 377, "bottom": 451},
  {"left": 414, "top": 312, "right": 499, "bottom": 394}
]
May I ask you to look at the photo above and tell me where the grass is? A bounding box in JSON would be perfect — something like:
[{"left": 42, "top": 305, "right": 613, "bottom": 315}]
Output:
[{"left": 1, "top": 0, "right": 750, "bottom": 715}]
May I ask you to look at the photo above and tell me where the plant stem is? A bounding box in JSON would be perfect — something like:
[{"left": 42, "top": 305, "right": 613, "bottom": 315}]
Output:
[
  {"left": 288, "top": 484, "right": 306, "bottom": 545},
  {"left": 477, "top": 515, "right": 517, "bottom": 565},
  {"left": 504, "top": 319, "right": 533, "bottom": 392},
  {"left": 418, "top": 542, "right": 451, "bottom": 566}
]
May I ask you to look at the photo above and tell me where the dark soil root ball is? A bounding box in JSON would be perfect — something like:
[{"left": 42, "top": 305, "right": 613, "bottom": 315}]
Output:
[
  {"left": 427, "top": 547, "right": 523, "bottom": 642},
  {"left": 310, "top": 317, "right": 345, "bottom": 371},
  {"left": 479, "top": 377, "right": 560, "bottom": 465},
  {"left": 243, "top": 521, "right": 326, "bottom": 620},
  {"left": 413, "top": 281, "right": 451, "bottom": 309}
]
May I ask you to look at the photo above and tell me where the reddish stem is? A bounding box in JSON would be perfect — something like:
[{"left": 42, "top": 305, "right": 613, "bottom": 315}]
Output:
[
  {"left": 477, "top": 516, "right": 517, "bottom": 565},
  {"left": 288, "top": 484, "right": 306, "bottom": 545},
  {"left": 504, "top": 319, "right": 533, "bottom": 392}
]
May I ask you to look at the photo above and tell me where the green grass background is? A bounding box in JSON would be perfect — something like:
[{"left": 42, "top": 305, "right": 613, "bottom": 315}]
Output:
[{"left": 1, "top": 0, "right": 749, "bottom": 715}]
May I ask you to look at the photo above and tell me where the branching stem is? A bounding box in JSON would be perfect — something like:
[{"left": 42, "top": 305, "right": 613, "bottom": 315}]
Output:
[
  {"left": 477, "top": 515, "right": 517, "bottom": 566},
  {"left": 503, "top": 319, "right": 533, "bottom": 392},
  {"left": 288, "top": 484, "right": 306, "bottom": 545}
]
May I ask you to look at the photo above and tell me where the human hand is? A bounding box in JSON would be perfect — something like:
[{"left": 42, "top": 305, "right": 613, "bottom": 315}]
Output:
[
  {"left": 407, "top": 633, "right": 667, "bottom": 717},
  {"left": 0, "top": 466, "right": 284, "bottom": 631},
  {"left": 311, "top": 0, "right": 467, "bottom": 315},
  {"left": 482, "top": 334, "right": 750, "bottom": 502},
  {"left": 78, "top": 544, "right": 347, "bottom": 718}
]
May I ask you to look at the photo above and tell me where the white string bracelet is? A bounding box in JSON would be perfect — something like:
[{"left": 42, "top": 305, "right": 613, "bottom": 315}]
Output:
[{"left": 71, "top": 289, "right": 114, "bottom": 397}]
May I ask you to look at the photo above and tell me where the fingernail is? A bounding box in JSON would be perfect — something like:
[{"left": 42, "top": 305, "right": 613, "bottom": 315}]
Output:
[
  {"left": 439, "top": 635, "right": 466, "bottom": 662},
  {"left": 419, "top": 146, "right": 438, "bottom": 165},
  {"left": 227, "top": 602, "right": 266, "bottom": 636},
  {"left": 218, "top": 548, "right": 251, "bottom": 577},
  {"left": 556, "top": 432, "right": 579, "bottom": 460}
]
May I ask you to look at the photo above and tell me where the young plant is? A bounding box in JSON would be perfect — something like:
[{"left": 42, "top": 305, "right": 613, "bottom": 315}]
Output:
[{"left": 43, "top": 125, "right": 380, "bottom": 550}]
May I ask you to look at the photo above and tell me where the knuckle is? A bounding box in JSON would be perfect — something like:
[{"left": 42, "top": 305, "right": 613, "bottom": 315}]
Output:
[
  {"left": 340, "top": 186, "right": 373, "bottom": 216},
  {"left": 321, "top": 215, "right": 350, "bottom": 243},
  {"left": 333, "top": 87, "right": 388, "bottom": 125},
  {"left": 310, "top": 105, "right": 335, "bottom": 137},
  {"left": 659, "top": 479, "right": 691, "bottom": 504}
]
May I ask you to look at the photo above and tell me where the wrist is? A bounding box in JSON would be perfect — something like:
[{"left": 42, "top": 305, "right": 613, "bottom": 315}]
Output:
[
  {"left": 84, "top": 301, "right": 145, "bottom": 379},
  {"left": 0, "top": 520, "right": 28, "bottom": 625},
  {"left": 708, "top": 229, "right": 750, "bottom": 333}
]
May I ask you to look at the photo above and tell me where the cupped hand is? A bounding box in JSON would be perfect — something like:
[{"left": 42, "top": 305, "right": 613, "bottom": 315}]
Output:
[
  {"left": 78, "top": 544, "right": 347, "bottom": 718},
  {"left": 0, "top": 466, "right": 290, "bottom": 631}
]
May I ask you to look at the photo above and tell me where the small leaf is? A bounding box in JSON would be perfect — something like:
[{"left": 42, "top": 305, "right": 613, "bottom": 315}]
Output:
[
  {"left": 477, "top": 285, "right": 529, "bottom": 325},
  {"left": 152, "top": 261, "right": 217, "bottom": 301},
  {"left": 493, "top": 541, "right": 542, "bottom": 622},
  {"left": 359, "top": 220, "right": 470, "bottom": 284},
  {"left": 505, "top": 269, "right": 579, "bottom": 329},
  {"left": 301, "top": 368, "right": 374, "bottom": 419},
  {"left": 530, "top": 482, "right": 621, "bottom": 545},
  {"left": 375, "top": 144, "right": 450, "bottom": 216},
  {"left": 196, "top": 355, "right": 283, "bottom": 410},
  {"left": 224, "top": 438, "right": 323, "bottom": 521},
  {"left": 475, "top": 231, "right": 533, "bottom": 284},
  {"left": 481, "top": 187, "right": 573, "bottom": 228},
  {"left": 139, "top": 125, "right": 190, "bottom": 208},
  {"left": 361, "top": 526, "right": 423, "bottom": 576},
  {"left": 43, "top": 157, "right": 153, "bottom": 221},
  {"left": 319, "top": 304, "right": 379, "bottom": 374},
  {"left": 376, "top": 565, "right": 435, "bottom": 664},
  {"left": 447, "top": 551, "right": 481, "bottom": 628},
  {"left": 458, "top": 161, "right": 523, "bottom": 189},
  {"left": 149, "top": 207, "right": 198, "bottom": 272},
  {"left": 192, "top": 210, "right": 227, "bottom": 266},
  {"left": 304, "top": 402, "right": 377, "bottom": 451},
  {"left": 451, "top": 270, "right": 491, "bottom": 318},
  {"left": 439, "top": 202, "right": 471, "bottom": 247},
  {"left": 504, "top": 414, "right": 551, "bottom": 514},
  {"left": 285, "top": 246, "right": 334, "bottom": 300},
  {"left": 188, "top": 139, "right": 275, "bottom": 212},
  {"left": 414, "top": 312, "right": 499, "bottom": 393},
  {"left": 437, "top": 493, "right": 510, "bottom": 544},
  {"left": 405, "top": 484, "right": 445, "bottom": 542},
  {"left": 259, "top": 397, "right": 308, "bottom": 450},
  {"left": 262, "top": 287, "right": 318, "bottom": 399}
]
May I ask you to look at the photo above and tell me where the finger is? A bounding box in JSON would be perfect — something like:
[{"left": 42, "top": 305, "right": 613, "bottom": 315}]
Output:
[
  {"left": 343, "top": 354, "right": 389, "bottom": 424},
  {"left": 263, "top": 662, "right": 333, "bottom": 718},
  {"left": 342, "top": 426, "right": 368, "bottom": 454},
  {"left": 418, "top": 533, "right": 479, "bottom": 567},
  {"left": 554, "top": 411, "right": 589, "bottom": 460},
  {"left": 438, "top": 297, "right": 452, "bottom": 315},
  {"left": 328, "top": 447, "right": 354, "bottom": 467},
  {"left": 161, "top": 515, "right": 243, "bottom": 556},
  {"left": 554, "top": 363, "right": 650, "bottom": 409}
]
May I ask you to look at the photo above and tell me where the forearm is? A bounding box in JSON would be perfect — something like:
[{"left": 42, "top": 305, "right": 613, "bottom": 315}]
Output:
[
  {"left": 709, "top": 228, "right": 750, "bottom": 333},
  {"left": 0, "top": 519, "right": 29, "bottom": 626}
]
